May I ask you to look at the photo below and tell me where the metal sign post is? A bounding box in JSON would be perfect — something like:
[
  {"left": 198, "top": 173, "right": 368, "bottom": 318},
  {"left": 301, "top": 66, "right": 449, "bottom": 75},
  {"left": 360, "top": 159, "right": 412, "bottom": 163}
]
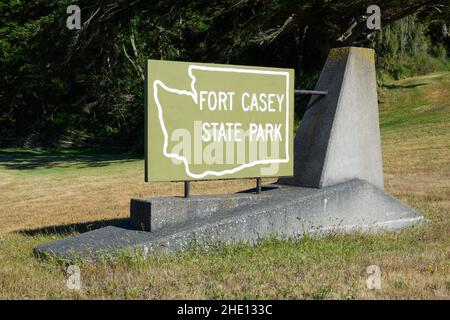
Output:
[{"left": 184, "top": 181, "right": 190, "bottom": 198}]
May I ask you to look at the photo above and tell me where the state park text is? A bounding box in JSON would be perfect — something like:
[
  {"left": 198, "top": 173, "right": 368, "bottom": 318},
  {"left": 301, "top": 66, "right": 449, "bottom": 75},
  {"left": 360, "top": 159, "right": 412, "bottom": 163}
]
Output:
[{"left": 198, "top": 90, "right": 285, "bottom": 143}]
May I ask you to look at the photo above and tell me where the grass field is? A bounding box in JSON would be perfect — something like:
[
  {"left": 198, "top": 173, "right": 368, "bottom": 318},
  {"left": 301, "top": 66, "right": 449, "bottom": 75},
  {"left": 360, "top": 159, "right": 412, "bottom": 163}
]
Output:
[{"left": 0, "top": 72, "right": 449, "bottom": 299}]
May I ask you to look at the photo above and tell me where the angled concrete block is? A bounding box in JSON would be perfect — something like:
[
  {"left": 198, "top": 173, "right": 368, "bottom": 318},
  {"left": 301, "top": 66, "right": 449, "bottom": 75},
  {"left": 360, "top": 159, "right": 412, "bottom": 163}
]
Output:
[
  {"left": 280, "top": 47, "right": 384, "bottom": 189},
  {"left": 130, "top": 193, "right": 263, "bottom": 232},
  {"left": 34, "top": 180, "right": 425, "bottom": 260}
]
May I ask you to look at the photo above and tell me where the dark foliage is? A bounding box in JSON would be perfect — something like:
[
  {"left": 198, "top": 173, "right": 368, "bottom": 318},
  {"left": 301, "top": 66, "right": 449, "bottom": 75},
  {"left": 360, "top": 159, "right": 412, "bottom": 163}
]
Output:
[{"left": 0, "top": 1, "right": 448, "bottom": 149}]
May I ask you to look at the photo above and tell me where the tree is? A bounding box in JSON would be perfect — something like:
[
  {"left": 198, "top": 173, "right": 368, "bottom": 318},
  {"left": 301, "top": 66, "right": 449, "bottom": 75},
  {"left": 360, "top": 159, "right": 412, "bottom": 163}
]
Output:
[{"left": 0, "top": 0, "right": 448, "bottom": 148}]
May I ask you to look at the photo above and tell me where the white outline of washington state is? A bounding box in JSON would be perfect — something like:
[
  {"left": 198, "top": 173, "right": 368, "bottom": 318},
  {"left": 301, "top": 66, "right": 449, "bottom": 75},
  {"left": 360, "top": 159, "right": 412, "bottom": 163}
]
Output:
[{"left": 152, "top": 64, "right": 290, "bottom": 179}]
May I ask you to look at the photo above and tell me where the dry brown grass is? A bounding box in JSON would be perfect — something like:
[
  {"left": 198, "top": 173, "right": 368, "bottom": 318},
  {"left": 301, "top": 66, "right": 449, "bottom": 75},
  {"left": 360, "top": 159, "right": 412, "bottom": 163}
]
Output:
[
  {"left": 0, "top": 72, "right": 449, "bottom": 299},
  {"left": 0, "top": 157, "right": 274, "bottom": 233}
]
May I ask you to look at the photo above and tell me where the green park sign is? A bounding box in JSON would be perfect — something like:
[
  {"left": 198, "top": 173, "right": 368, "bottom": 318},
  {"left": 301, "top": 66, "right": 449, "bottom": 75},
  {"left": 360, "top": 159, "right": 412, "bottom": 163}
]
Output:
[{"left": 145, "top": 60, "right": 294, "bottom": 182}]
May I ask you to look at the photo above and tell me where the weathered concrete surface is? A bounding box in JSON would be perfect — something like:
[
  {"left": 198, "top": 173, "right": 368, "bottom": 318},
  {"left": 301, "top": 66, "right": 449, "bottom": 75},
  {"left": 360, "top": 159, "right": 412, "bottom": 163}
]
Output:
[
  {"left": 34, "top": 179, "right": 424, "bottom": 260},
  {"left": 279, "top": 47, "right": 384, "bottom": 189},
  {"left": 130, "top": 192, "right": 267, "bottom": 232}
]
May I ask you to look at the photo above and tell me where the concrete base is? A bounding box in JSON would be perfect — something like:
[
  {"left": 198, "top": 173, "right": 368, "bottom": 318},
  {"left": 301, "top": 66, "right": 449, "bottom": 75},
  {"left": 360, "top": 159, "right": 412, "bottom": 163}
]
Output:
[
  {"left": 34, "top": 179, "right": 425, "bottom": 260},
  {"left": 130, "top": 192, "right": 268, "bottom": 232}
]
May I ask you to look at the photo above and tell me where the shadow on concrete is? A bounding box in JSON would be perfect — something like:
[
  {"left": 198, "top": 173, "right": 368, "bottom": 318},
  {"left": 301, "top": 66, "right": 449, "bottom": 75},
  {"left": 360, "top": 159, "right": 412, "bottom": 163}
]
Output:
[
  {"left": 16, "top": 218, "right": 132, "bottom": 237},
  {"left": 382, "top": 82, "right": 429, "bottom": 90},
  {"left": 239, "top": 184, "right": 282, "bottom": 194},
  {"left": 0, "top": 148, "right": 142, "bottom": 170}
]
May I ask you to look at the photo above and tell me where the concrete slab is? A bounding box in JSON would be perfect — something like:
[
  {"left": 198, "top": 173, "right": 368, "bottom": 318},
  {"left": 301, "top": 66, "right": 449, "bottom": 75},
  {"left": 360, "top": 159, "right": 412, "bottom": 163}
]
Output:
[
  {"left": 34, "top": 179, "right": 425, "bottom": 260},
  {"left": 130, "top": 192, "right": 267, "bottom": 232}
]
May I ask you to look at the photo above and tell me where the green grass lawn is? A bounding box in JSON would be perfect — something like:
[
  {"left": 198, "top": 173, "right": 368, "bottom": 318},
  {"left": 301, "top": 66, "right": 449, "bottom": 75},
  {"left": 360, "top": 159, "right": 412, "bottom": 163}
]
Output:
[{"left": 0, "top": 72, "right": 449, "bottom": 299}]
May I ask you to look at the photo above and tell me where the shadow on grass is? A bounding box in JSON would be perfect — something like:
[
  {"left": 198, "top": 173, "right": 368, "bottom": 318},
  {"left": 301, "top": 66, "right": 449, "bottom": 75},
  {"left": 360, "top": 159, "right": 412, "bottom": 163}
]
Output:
[
  {"left": 0, "top": 147, "right": 142, "bottom": 170},
  {"left": 16, "top": 218, "right": 132, "bottom": 237},
  {"left": 382, "top": 82, "right": 429, "bottom": 90}
]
